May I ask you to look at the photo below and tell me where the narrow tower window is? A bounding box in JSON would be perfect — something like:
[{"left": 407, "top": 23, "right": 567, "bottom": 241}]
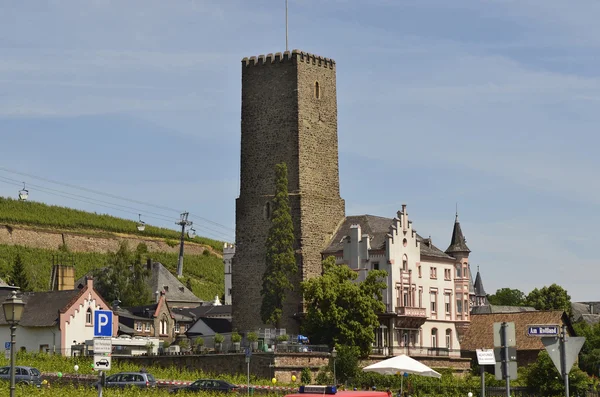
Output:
[
  {"left": 264, "top": 202, "right": 271, "bottom": 220},
  {"left": 314, "top": 81, "right": 320, "bottom": 99}
]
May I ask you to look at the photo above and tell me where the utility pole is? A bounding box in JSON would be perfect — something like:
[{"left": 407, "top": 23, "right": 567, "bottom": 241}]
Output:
[
  {"left": 502, "top": 322, "right": 511, "bottom": 397},
  {"left": 561, "top": 325, "right": 569, "bottom": 397},
  {"left": 176, "top": 212, "right": 193, "bottom": 277}
]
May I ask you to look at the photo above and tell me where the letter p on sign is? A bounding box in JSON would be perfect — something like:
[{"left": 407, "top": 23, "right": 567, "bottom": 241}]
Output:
[{"left": 94, "top": 310, "right": 113, "bottom": 337}]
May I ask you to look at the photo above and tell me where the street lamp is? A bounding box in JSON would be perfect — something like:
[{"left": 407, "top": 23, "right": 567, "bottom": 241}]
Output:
[
  {"left": 331, "top": 347, "right": 337, "bottom": 386},
  {"left": 3, "top": 291, "right": 25, "bottom": 397}
]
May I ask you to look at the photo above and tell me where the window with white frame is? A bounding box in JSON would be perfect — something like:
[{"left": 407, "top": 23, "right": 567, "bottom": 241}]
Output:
[
  {"left": 445, "top": 293, "right": 451, "bottom": 314},
  {"left": 136, "top": 322, "right": 142, "bottom": 331},
  {"left": 430, "top": 291, "right": 437, "bottom": 313},
  {"left": 145, "top": 322, "right": 151, "bottom": 332},
  {"left": 431, "top": 328, "right": 438, "bottom": 348},
  {"left": 446, "top": 329, "right": 452, "bottom": 349},
  {"left": 430, "top": 267, "right": 437, "bottom": 279},
  {"left": 456, "top": 293, "right": 463, "bottom": 314}
]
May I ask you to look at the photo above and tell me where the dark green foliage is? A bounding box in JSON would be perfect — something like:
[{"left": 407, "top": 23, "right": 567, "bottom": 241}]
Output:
[
  {"left": 0, "top": 196, "right": 223, "bottom": 252},
  {"left": 525, "top": 284, "right": 571, "bottom": 313},
  {"left": 301, "top": 256, "right": 387, "bottom": 358},
  {"left": 0, "top": 244, "right": 223, "bottom": 301},
  {"left": 260, "top": 162, "right": 296, "bottom": 328},
  {"left": 10, "top": 254, "right": 30, "bottom": 291},
  {"left": 573, "top": 321, "right": 600, "bottom": 376},
  {"left": 94, "top": 242, "right": 151, "bottom": 307},
  {"left": 487, "top": 288, "right": 526, "bottom": 306},
  {"left": 332, "top": 345, "right": 360, "bottom": 384},
  {"left": 301, "top": 367, "right": 312, "bottom": 385}
]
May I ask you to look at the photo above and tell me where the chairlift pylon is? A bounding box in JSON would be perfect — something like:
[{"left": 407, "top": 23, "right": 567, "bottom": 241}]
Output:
[
  {"left": 18, "top": 182, "right": 28, "bottom": 201},
  {"left": 137, "top": 214, "right": 146, "bottom": 232},
  {"left": 187, "top": 227, "right": 196, "bottom": 239}
]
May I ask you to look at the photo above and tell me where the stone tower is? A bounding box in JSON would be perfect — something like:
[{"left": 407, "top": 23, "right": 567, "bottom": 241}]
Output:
[{"left": 232, "top": 50, "right": 346, "bottom": 332}]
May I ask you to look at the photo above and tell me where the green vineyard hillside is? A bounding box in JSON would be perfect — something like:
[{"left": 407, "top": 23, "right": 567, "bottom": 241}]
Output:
[{"left": 0, "top": 197, "right": 227, "bottom": 301}]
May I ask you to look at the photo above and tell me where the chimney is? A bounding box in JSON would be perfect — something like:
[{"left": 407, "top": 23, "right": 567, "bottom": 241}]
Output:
[{"left": 52, "top": 264, "right": 75, "bottom": 291}]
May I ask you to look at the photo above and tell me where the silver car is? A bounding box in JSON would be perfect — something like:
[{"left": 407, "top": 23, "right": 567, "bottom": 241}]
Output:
[
  {"left": 0, "top": 366, "right": 43, "bottom": 387},
  {"left": 97, "top": 371, "right": 157, "bottom": 389}
]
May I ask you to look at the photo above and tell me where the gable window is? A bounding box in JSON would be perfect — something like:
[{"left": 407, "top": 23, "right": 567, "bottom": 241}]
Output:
[
  {"left": 402, "top": 255, "right": 408, "bottom": 271},
  {"left": 145, "top": 322, "right": 151, "bottom": 332},
  {"left": 86, "top": 308, "right": 93, "bottom": 325},
  {"left": 136, "top": 322, "right": 142, "bottom": 332},
  {"left": 418, "top": 265, "right": 422, "bottom": 278}
]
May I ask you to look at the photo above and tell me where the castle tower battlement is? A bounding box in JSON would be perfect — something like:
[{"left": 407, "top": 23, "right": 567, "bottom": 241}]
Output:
[
  {"left": 232, "top": 49, "right": 345, "bottom": 332},
  {"left": 242, "top": 50, "right": 336, "bottom": 69}
]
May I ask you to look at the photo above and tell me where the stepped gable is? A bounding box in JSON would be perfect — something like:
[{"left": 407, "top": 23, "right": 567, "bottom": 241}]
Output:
[
  {"left": 323, "top": 214, "right": 453, "bottom": 259},
  {"left": 242, "top": 49, "right": 335, "bottom": 68}
]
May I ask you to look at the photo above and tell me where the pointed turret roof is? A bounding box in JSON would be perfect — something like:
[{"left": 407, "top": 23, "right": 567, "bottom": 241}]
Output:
[
  {"left": 468, "top": 264, "right": 475, "bottom": 294},
  {"left": 446, "top": 212, "right": 470, "bottom": 254},
  {"left": 473, "top": 266, "right": 487, "bottom": 297}
]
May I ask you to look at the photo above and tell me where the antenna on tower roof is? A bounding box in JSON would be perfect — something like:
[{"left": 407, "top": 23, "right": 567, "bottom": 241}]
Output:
[{"left": 285, "top": 0, "right": 289, "bottom": 51}]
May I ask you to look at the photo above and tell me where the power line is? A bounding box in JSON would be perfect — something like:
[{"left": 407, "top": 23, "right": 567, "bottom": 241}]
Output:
[
  {"left": 0, "top": 166, "right": 236, "bottom": 233},
  {"left": 0, "top": 177, "right": 234, "bottom": 242}
]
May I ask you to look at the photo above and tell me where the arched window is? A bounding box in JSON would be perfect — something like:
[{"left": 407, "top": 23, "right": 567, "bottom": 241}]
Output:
[
  {"left": 402, "top": 254, "right": 408, "bottom": 271},
  {"left": 86, "top": 308, "right": 93, "bottom": 325},
  {"left": 431, "top": 328, "right": 438, "bottom": 348},
  {"left": 315, "top": 81, "right": 320, "bottom": 99},
  {"left": 446, "top": 329, "right": 452, "bottom": 349}
]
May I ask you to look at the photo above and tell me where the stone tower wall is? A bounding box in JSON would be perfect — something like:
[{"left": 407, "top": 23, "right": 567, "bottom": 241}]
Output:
[{"left": 233, "top": 50, "right": 345, "bottom": 333}]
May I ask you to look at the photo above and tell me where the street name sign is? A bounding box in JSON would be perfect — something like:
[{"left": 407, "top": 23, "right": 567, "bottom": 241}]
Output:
[
  {"left": 527, "top": 324, "right": 560, "bottom": 337},
  {"left": 476, "top": 349, "right": 496, "bottom": 365},
  {"left": 94, "top": 310, "right": 113, "bottom": 337}
]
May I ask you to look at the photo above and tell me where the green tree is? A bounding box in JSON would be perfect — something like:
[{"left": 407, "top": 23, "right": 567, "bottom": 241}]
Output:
[
  {"left": 10, "top": 254, "right": 30, "bottom": 291},
  {"left": 526, "top": 284, "right": 571, "bottom": 313},
  {"left": 487, "top": 288, "right": 526, "bottom": 306},
  {"left": 573, "top": 321, "right": 600, "bottom": 376},
  {"left": 524, "top": 350, "right": 591, "bottom": 396},
  {"left": 260, "top": 162, "right": 296, "bottom": 328},
  {"left": 94, "top": 241, "right": 151, "bottom": 307},
  {"left": 301, "top": 256, "right": 387, "bottom": 358}
]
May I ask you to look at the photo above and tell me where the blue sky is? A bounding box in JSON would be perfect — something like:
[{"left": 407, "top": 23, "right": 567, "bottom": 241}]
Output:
[{"left": 1, "top": 0, "right": 598, "bottom": 301}]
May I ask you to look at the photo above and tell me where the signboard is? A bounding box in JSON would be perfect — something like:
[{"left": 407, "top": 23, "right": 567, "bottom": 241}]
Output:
[
  {"left": 94, "top": 354, "right": 111, "bottom": 371},
  {"left": 493, "top": 322, "right": 516, "bottom": 347},
  {"left": 4, "top": 350, "right": 9, "bottom": 360},
  {"left": 476, "top": 349, "right": 496, "bottom": 365},
  {"left": 494, "top": 346, "right": 517, "bottom": 362},
  {"left": 543, "top": 336, "right": 586, "bottom": 377},
  {"left": 93, "top": 338, "right": 112, "bottom": 354},
  {"left": 527, "top": 324, "right": 560, "bottom": 337},
  {"left": 495, "top": 361, "right": 518, "bottom": 381},
  {"left": 94, "top": 310, "right": 113, "bottom": 337},
  {"left": 4, "top": 342, "right": 10, "bottom": 350}
]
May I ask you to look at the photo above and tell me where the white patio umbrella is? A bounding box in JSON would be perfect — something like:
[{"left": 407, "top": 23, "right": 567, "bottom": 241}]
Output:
[{"left": 362, "top": 354, "right": 441, "bottom": 396}]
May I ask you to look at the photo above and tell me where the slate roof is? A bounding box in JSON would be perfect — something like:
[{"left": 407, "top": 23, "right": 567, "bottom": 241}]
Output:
[
  {"left": 571, "top": 302, "right": 600, "bottom": 324},
  {"left": 445, "top": 214, "right": 470, "bottom": 254},
  {"left": 323, "top": 215, "right": 454, "bottom": 260},
  {"left": 199, "top": 317, "right": 232, "bottom": 334},
  {"left": 461, "top": 311, "right": 573, "bottom": 351},
  {"left": 148, "top": 262, "right": 202, "bottom": 305},
  {"left": 0, "top": 289, "right": 81, "bottom": 327},
  {"left": 473, "top": 269, "right": 487, "bottom": 297},
  {"left": 471, "top": 305, "right": 537, "bottom": 315}
]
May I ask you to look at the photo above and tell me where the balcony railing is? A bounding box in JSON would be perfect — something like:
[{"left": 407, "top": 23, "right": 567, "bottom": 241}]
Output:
[
  {"left": 396, "top": 306, "right": 427, "bottom": 317},
  {"left": 427, "top": 347, "right": 450, "bottom": 356}
]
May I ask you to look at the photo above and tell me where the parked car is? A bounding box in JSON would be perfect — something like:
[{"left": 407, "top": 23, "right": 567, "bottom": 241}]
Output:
[
  {"left": 94, "top": 371, "right": 157, "bottom": 389},
  {"left": 170, "top": 379, "right": 239, "bottom": 394},
  {"left": 0, "top": 366, "right": 43, "bottom": 387}
]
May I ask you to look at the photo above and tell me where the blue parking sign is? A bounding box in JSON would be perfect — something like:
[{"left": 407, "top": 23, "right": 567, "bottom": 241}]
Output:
[
  {"left": 94, "top": 310, "right": 113, "bottom": 337},
  {"left": 4, "top": 342, "right": 10, "bottom": 350}
]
